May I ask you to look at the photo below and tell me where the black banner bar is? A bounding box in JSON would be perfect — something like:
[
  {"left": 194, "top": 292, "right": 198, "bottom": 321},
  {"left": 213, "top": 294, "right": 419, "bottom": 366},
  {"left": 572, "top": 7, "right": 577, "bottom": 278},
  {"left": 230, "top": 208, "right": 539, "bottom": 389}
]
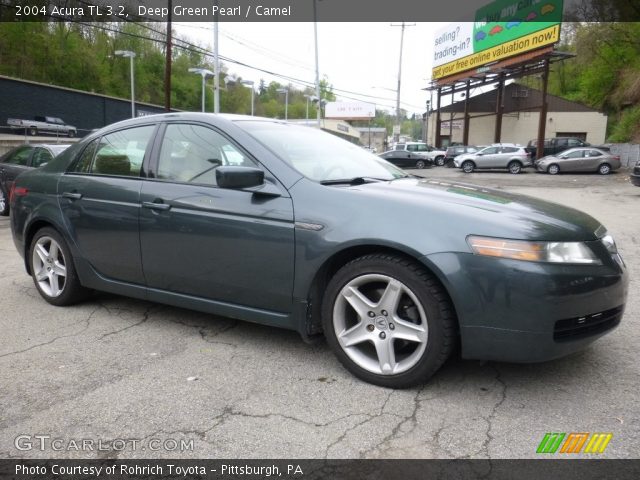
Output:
[{"left": 1, "top": 459, "right": 640, "bottom": 480}]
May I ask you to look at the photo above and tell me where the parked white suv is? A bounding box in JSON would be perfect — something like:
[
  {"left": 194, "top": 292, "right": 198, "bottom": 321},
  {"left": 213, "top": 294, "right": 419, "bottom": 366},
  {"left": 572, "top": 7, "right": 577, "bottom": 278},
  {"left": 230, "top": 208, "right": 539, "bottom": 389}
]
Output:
[
  {"left": 454, "top": 144, "right": 532, "bottom": 174},
  {"left": 395, "top": 142, "right": 447, "bottom": 165}
]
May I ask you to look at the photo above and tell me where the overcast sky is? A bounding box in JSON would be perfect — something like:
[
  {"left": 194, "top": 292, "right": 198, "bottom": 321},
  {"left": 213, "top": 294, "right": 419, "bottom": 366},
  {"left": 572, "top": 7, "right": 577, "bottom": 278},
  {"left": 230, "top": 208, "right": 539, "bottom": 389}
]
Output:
[{"left": 176, "top": 22, "right": 453, "bottom": 115}]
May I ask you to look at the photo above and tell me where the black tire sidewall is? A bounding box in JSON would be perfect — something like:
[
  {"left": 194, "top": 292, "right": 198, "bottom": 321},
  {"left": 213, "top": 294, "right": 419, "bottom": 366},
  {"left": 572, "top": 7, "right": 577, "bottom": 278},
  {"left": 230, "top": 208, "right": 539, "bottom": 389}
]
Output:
[
  {"left": 548, "top": 164, "right": 559, "bottom": 175},
  {"left": 29, "top": 227, "right": 86, "bottom": 306},
  {"left": 508, "top": 161, "right": 522, "bottom": 174},
  {"left": 322, "top": 255, "right": 452, "bottom": 388},
  {"left": 462, "top": 161, "right": 474, "bottom": 173},
  {"left": 416, "top": 160, "right": 426, "bottom": 169},
  {"left": 0, "top": 185, "right": 8, "bottom": 216}
]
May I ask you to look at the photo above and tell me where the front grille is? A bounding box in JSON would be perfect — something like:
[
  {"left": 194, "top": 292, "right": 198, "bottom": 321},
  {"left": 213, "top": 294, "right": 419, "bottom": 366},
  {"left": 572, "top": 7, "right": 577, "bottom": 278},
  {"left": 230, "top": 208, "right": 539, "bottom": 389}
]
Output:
[{"left": 554, "top": 306, "right": 623, "bottom": 342}]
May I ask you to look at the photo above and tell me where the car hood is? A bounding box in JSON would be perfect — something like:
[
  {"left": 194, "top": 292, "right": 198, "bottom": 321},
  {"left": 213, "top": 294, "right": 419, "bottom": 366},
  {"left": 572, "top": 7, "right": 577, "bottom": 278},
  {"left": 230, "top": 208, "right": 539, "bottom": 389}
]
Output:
[{"left": 350, "top": 177, "right": 602, "bottom": 242}]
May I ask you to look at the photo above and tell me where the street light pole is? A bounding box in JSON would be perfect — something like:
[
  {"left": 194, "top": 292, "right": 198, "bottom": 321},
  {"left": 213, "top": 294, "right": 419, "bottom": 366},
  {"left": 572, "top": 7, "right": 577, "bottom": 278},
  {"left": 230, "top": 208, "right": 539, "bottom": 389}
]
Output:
[
  {"left": 115, "top": 50, "right": 136, "bottom": 118},
  {"left": 241, "top": 80, "right": 255, "bottom": 116},
  {"left": 313, "top": 0, "right": 321, "bottom": 127},
  {"left": 189, "top": 68, "right": 214, "bottom": 112},
  {"left": 277, "top": 88, "right": 289, "bottom": 120}
]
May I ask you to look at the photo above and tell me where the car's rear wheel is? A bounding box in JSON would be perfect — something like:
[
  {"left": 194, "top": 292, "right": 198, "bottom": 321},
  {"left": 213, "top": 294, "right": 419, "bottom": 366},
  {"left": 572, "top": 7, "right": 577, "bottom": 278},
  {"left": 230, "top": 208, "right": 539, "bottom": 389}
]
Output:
[
  {"left": 68, "top": 130, "right": 75, "bottom": 138},
  {"left": 508, "top": 161, "right": 522, "bottom": 174},
  {"left": 29, "top": 227, "right": 89, "bottom": 306},
  {"left": 29, "top": 127, "right": 38, "bottom": 136},
  {"left": 322, "top": 254, "right": 455, "bottom": 388},
  {"left": 415, "top": 159, "right": 426, "bottom": 169},
  {"left": 0, "top": 186, "right": 8, "bottom": 216},
  {"left": 462, "top": 160, "right": 475, "bottom": 173},
  {"left": 435, "top": 156, "right": 445, "bottom": 167},
  {"left": 547, "top": 164, "right": 560, "bottom": 175},
  {"left": 598, "top": 163, "right": 611, "bottom": 175}
]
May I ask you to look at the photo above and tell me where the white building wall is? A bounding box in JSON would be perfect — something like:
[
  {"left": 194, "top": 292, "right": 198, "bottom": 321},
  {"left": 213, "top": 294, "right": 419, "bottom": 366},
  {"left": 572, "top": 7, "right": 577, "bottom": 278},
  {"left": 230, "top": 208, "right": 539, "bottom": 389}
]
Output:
[{"left": 427, "top": 110, "right": 608, "bottom": 146}]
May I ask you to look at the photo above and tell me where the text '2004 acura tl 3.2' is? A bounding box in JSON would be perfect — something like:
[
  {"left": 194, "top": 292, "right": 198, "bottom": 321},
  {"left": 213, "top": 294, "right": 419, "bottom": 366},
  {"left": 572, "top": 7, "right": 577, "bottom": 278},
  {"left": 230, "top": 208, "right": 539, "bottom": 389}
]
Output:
[{"left": 9, "top": 113, "right": 628, "bottom": 388}]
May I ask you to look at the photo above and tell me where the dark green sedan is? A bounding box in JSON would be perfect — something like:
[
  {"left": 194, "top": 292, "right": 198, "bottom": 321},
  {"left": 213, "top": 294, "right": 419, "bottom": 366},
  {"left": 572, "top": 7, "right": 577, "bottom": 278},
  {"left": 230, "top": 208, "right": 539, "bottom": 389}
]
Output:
[{"left": 9, "top": 113, "right": 628, "bottom": 388}]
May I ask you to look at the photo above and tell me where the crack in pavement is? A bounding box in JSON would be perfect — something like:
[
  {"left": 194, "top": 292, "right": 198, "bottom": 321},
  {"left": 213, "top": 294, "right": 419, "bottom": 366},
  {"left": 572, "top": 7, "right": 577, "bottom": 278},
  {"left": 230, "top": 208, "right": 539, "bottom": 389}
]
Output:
[
  {"left": 477, "top": 364, "right": 508, "bottom": 460},
  {"left": 99, "top": 304, "right": 155, "bottom": 340},
  {"left": 0, "top": 306, "right": 101, "bottom": 359},
  {"left": 323, "top": 389, "right": 395, "bottom": 459}
]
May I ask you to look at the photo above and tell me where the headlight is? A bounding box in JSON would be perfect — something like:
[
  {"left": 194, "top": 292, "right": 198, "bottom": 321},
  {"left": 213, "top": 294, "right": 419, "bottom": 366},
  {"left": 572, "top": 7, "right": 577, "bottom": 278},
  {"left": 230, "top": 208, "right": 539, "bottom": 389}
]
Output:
[
  {"left": 467, "top": 236, "right": 601, "bottom": 264},
  {"left": 601, "top": 234, "right": 617, "bottom": 254}
]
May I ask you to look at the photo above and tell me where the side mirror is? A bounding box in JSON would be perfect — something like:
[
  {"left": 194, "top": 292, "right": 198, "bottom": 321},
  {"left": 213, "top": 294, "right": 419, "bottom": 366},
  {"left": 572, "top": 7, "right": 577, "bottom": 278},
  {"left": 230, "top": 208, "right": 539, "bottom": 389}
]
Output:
[{"left": 216, "top": 166, "right": 264, "bottom": 189}]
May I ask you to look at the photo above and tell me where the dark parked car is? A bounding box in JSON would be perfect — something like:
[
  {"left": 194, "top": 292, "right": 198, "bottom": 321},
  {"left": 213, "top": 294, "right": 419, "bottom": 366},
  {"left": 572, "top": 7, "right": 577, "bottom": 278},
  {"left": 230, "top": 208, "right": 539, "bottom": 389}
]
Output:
[
  {"left": 444, "top": 145, "right": 479, "bottom": 167},
  {"left": 631, "top": 161, "right": 640, "bottom": 187},
  {"left": 379, "top": 149, "right": 433, "bottom": 169},
  {"left": 534, "top": 148, "right": 622, "bottom": 175},
  {"left": 9, "top": 114, "right": 628, "bottom": 388},
  {"left": 0, "top": 143, "right": 70, "bottom": 215},
  {"left": 526, "top": 137, "right": 610, "bottom": 158}
]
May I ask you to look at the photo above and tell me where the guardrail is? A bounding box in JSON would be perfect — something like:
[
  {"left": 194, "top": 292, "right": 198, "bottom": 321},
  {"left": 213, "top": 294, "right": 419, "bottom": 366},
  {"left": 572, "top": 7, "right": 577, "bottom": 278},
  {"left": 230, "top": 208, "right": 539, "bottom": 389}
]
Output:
[{"left": 0, "top": 125, "right": 90, "bottom": 155}]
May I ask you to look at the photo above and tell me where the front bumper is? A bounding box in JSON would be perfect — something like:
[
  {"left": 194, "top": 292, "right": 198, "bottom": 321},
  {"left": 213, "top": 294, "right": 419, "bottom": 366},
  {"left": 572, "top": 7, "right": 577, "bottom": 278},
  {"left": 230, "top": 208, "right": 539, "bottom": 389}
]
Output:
[{"left": 422, "top": 249, "right": 628, "bottom": 363}]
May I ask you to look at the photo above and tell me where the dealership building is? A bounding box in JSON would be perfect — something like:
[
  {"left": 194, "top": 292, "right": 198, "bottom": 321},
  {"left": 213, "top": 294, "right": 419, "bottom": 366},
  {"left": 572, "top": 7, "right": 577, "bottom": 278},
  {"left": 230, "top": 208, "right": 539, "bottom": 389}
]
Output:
[{"left": 427, "top": 83, "right": 608, "bottom": 147}]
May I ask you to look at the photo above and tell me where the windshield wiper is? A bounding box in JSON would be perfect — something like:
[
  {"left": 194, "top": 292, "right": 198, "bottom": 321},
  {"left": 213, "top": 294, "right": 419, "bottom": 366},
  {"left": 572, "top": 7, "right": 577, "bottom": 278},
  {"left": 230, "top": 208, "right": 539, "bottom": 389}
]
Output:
[{"left": 320, "top": 177, "right": 387, "bottom": 186}]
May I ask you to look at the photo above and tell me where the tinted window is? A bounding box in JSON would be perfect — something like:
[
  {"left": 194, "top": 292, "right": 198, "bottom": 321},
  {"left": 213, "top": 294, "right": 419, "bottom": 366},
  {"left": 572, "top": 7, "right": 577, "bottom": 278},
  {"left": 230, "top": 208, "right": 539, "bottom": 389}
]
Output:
[
  {"left": 157, "top": 124, "right": 256, "bottom": 186},
  {"left": 92, "top": 126, "right": 154, "bottom": 177},
  {"left": 568, "top": 138, "right": 582, "bottom": 147},
  {"left": 501, "top": 147, "right": 519, "bottom": 153},
  {"left": 4, "top": 147, "right": 32, "bottom": 166},
  {"left": 31, "top": 148, "right": 53, "bottom": 167},
  {"left": 556, "top": 138, "right": 568, "bottom": 147},
  {"left": 481, "top": 147, "right": 499, "bottom": 154},
  {"left": 72, "top": 139, "right": 99, "bottom": 173},
  {"left": 588, "top": 150, "right": 602, "bottom": 157},
  {"left": 562, "top": 150, "right": 584, "bottom": 159}
]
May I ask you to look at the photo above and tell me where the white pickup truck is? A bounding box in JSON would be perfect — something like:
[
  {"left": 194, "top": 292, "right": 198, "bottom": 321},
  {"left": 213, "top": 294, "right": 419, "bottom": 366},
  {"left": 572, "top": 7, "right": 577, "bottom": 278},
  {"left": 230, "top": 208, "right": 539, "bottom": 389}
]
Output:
[{"left": 7, "top": 116, "right": 77, "bottom": 137}]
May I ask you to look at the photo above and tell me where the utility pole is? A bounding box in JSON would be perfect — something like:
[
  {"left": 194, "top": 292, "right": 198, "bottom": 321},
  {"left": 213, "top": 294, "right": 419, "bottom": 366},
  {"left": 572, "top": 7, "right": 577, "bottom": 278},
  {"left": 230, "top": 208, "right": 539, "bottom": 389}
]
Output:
[
  {"left": 164, "top": 0, "right": 172, "bottom": 111},
  {"left": 313, "top": 0, "right": 321, "bottom": 127},
  {"left": 213, "top": 19, "right": 220, "bottom": 113},
  {"left": 391, "top": 22, "right": 415, "bottom": 143}
]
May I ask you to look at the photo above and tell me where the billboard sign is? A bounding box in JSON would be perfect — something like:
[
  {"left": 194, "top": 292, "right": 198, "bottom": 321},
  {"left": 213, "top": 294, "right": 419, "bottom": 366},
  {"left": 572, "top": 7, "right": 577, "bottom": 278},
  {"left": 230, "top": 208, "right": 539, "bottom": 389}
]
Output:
[
  {"left": 325, "top": 101, "right": 375, "bottom": 120},
  {"left": 432, "top": 0, "right": 563, "bottom": 80}
]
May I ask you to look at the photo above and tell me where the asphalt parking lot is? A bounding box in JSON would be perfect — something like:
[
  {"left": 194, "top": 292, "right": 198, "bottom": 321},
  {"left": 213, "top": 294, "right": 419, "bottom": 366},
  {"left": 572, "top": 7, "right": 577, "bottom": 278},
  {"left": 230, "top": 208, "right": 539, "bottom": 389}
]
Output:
[{"left": 0, "top": 166, "right": 638, "bottom": 459}]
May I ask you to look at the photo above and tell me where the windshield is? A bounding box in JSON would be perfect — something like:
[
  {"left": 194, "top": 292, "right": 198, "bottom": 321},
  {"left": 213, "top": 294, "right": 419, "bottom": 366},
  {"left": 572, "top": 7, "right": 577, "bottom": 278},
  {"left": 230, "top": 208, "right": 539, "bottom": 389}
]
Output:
[
  {"left": 50, "top": 145, "right": 70, "bottom": 156},
  {"left": 237, "top": 121, "right": 408, "bottom": 182}
]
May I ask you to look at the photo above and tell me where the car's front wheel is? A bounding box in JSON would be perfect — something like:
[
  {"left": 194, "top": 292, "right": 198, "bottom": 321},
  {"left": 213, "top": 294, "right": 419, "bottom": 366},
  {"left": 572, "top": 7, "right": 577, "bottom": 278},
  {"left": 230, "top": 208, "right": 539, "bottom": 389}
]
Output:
[
  {"left": 462, "top": 160, "right": 475, "bottom": 173},
  {"left": 547, "top": 164, "right": 560, "bottom": 175},
  {"left": 29, "top": 227, "right": 89, "bottom": 306},
  {"left": 322, "top": 254, "right": 455, "bottom": 388},
  {"left": 0, "top": 186, "right": 9, "bottom": 216}
]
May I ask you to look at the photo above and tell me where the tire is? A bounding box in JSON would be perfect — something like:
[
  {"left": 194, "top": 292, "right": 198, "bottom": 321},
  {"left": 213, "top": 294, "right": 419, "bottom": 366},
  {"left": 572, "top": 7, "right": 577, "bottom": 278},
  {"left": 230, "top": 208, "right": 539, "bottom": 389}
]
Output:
[
  {"left": 29, "top": 127, "right": 38, "bottom": 136},
  {"left": 68, "top": 130, "right": 75, "bottom": 138},
  {"left": 461, "top": 160, "right": 475, "bottom": 173},
  {"left": 0, "top": 185, "right": 9, "bottom": 216},
  {"left": 29, "top": 227, "right": 89, "bottom": 306},
  {"left": 598, "top": 163, "right": 611, "bottom": 175},
  {"left": 435, "top": 156, "right": 445, "bottom": 167},
  {"left": 322, "top": 254, "right": 455, "bottom": 389},
  {"left": 508, "top": 161, "right": 522, "bottom": 174},
  {"left": 547, "top": 164, "right": 560, "bottom": 175},
  {"left": 415, "top": 159, "right": 426, "bottom": 169}
]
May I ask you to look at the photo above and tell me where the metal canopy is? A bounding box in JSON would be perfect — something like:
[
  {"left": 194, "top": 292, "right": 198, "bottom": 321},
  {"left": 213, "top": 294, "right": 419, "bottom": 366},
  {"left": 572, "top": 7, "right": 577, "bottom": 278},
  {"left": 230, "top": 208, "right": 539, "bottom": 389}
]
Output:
[{"left": 424, "top": 48, "right": 575, "bottom": 156}]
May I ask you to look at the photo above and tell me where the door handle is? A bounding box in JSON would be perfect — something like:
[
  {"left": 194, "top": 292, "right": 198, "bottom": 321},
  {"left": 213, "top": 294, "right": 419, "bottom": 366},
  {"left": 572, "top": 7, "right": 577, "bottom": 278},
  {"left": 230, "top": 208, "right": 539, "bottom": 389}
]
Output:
[
  {"left": 62, "top": 192, "right": 82, "bottom": 200},
  {"left": 142, "top": 201, "right": 171, "bottom": 211}
]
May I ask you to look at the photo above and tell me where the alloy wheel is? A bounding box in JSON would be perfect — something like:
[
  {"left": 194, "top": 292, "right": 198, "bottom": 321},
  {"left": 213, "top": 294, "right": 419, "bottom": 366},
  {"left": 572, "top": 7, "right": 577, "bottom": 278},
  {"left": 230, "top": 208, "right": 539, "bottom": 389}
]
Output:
[
  {"left": 32, "top": 236, "right": 67, "bottom": 298},
  {"left": 332, "top": 273, "right": 428, "bottom": 375}
]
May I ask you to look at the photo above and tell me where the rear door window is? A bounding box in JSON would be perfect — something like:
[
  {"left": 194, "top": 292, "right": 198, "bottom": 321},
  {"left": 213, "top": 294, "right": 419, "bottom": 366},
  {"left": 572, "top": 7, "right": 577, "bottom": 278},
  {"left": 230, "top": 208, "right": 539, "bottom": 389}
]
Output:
[{"left": 91, "top": 126, "right": 155, "bottom": 177}]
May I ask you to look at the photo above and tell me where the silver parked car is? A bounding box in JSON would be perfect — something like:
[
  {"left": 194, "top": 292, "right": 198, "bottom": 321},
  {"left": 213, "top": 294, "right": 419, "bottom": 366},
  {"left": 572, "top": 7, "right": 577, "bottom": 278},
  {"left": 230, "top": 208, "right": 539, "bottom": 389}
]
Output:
[
  {"left": 454, "top": 144, "right": 532, "bottom": 174},
  {"left": 535, "top": 148, "right": 621, "bottom": 175}
]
